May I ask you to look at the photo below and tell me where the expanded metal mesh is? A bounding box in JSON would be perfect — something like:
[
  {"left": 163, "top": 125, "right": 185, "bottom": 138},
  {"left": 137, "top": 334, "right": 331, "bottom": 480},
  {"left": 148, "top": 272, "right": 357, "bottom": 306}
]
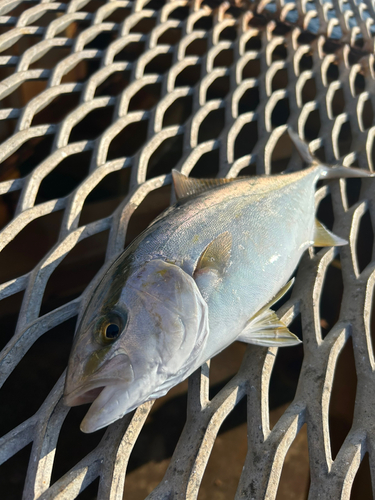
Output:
[{"left": 0, "top": 0, "right": 375, "bottom": 498}]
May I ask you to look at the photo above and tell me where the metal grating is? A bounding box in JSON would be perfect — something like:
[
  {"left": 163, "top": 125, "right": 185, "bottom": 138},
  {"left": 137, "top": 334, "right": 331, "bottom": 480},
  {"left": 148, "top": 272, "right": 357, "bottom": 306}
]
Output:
[{"left": 0, "top": 0, "right": 375, "bottom": 498}]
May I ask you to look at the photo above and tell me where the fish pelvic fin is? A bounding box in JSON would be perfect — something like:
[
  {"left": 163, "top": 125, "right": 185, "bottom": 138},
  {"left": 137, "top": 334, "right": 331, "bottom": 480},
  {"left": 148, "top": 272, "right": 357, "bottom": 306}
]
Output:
[
  {"left": 172, "top": 170, "right": 237, "bottom": 201},
  {"left": 237, "top": 279, "right": 301, "bottom": 347},
  {"left": 314, "top": 219, "right": 348, "bottom": 247}
]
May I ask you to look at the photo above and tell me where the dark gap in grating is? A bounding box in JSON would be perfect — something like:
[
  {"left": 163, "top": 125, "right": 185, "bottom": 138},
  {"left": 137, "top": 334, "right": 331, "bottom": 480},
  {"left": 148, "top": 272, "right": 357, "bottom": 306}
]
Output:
[
  {"left": 185, "top": 38, "right": 207, "bottom": 56},
  {"left": 350, "top": 453, "right": 374, "bottom": 499},
  {"left": 345, "top": 178, "right": 361, "bottom": 208},
  {"left": 239, "top": 163, "right": 257, "bottom": 176},
  {"left": 271, "top": 130, "right": 292, "bottom": 174},
  {"left": 51, "top": 405, "right": 106, "bottom": 484},
  {"left": 329, "top": 338, "right": 356, "bottom": 460},
  {"left": 128, "top": 82, "right": 162, "bottom": 111},
  {"left": 61, "top": 58, "right": 101, "bottom": 84},
  {"left": 162, "top": 95, "right": 193, "bottom": 127},
  {"left": 213, "top": 48, "right": 234, "bottom": 68},
  {"left": 330, "top": 87, "right": 345, "bottom": 117},
  {"left": 316, "top": 193, "right": 334, "bottom": 231},
  {"left": 0, "top": 119, "right": 18, "bottom": 144},
  {"left": 129, "top": 17, "right": 157, "bottom": 34},
  {"left": 104, "top": 7, "right": 131, "bottom": 23},
  {"left": 0, "top": 35, "right": 43, "bottom": 57},
  {"left": 234, "top": 121, "right": 258, "bottom": 160},
  {"left": 69, "top": 105, "right": 114, "bottom": 142},
  {"left": 304, "top": 109, "right": 321, "bottom": 141},
  {"left": 0, "top": 443, "right": 32, "bottom": 500},
  {"left": 298, "top": 53, "right": 313, "bottom": 72},
  {"left": 145, "top": 0, "right": 166, "bottom": 10},
  {"left": 337, "top": 121, "right": 352, "bottom": 157},
  {"left": 219, "top": 26, "right": 237, "bottom": 41},
  {"left": 85, "top": 30, "right": 117, "bottom": 51},
  {"left": 271, "top": 44, "right": 288, "bottom": 62},
  {"left": 0, "top": 316, "right": 76, "bottom": 436},
  {"left": 125, "top": 185, "right": 171, "bottom": 247},
  {"left": 271, "top": 98, "right": 290, "bottom": 128},
  {"left": 190, "top": 148, "right": 220, "bottom": 178},
  {"left": 79, "top": 168, "right": 131, "bottom": 226},
  {"left": 0, "top": 291, "right": 25, "bottom": 351},
  {"left": 242, "top": 58, "right": 261, "bottom": 78},
  {"left": 81, "top": 0, "right": 105, "bottom": 13},
  {"left": 114, "top": 41, "right": 145, "bottom": 62},
  {"left": 175, "top": 64, "right": 201, "bottom": 87},
  {"left": 3, "top": 1, "right": 33, "bottom": 16},
  {"left": 36, "top": 150, "right": 92, "bottom": 204},
  {"left": 167, "top": 5, "right": 189, "bottom": 20},
  {"left": 206, "top": 75, "right": 230, "bottom": 100},
  {"left": 271, "top": 68, "right": 288, "bottom": 92},
  {"left": 238, "top": 86, "right": 260, "bottom": 114},
  {"left": 3, "top": 134, "right": 54, "bottom": 177},
  {"left": 198, "top": 108, "right": 225, "bottom": 143},
  {"left": 0, "top": 209, "right": 64, "bottom": 284},
  {"left": 193, "top": 15, "right": 213, "bottom": 31},
  {"left": 29, "top": 46, "right": 71, "bottom": 70},
  {"left": 361, "top": 99, "right": 373, "bottom": 130},
  {"left": 4, "top": 79, "right": 47, "bottom": 108},
  {"left": 31, "top": 92, "right": 81, "bottom": 126},
  {"left": 355, "top": 210, "right": 374, "bottom": 274},
  {"left": 245, "top": 36, "right": 262, "bottom": 51},
  {"left": 0, "top": 189, "right": 20, "bottom": 230},
  {"left": 319, "top": 259, "right": 343, "bottom": 339},
  {"left": 275, "top": 423, "right": 310, "bottom": 498},
  {"left": 354, "top": 72, "right": 365, "bottom": 96},
  {"left": 144, "top": 52, "right": 173, "bottom": 75},
  {"left": 107, "top": 119, "right": 149, "bottom": 160},
  {"left": 76, "top": 477, "right": 100, "bottom": 500},
  {"left": 94, "top": 70, "right": 131, "bottom": 97},
  {"left": 146, "top": 134, "right": 184, "bottom": 179},
  {"left": 40, "top": 230, "right": 109, "bottom": 316},
  {"left": 325, "top": 63, "right": 339, "bottom": 84},
  {"left": 158, "top": 27, "right": 182, "bottom": 45},
  {"left": 301, "top": 78, "right": 317, "bottom": 104},
  {"left": 313, "top": 146, "right": 326, "bottom": 163}
]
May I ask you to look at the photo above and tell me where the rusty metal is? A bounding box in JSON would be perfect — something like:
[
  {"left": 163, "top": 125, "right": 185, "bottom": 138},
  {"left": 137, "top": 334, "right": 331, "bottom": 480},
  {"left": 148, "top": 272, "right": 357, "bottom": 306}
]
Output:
[{"left": 0, "top": 0, "right": 375, "bottom": 498}]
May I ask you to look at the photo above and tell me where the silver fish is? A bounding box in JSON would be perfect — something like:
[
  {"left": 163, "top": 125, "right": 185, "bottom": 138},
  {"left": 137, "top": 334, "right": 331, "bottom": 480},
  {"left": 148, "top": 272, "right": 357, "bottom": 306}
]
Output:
[{"left": 64, "top": 130, "right": 373, "bottom": 433}]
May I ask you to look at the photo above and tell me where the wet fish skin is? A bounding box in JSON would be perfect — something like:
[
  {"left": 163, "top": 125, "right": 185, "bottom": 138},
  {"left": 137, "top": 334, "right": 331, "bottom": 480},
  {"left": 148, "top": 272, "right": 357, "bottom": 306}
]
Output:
[{"left": 64, "top": 133, "right": 373, "bottom": 433}]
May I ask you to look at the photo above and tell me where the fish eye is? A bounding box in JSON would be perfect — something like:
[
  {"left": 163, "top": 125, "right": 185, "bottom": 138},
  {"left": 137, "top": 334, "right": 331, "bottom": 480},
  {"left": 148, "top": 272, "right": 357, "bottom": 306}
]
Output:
[
  {"left": 99, "top": 311, "right": 128, "bottom": 344},
  {"left": 105, "top": 323, "right": 120, "bottom": 339}
]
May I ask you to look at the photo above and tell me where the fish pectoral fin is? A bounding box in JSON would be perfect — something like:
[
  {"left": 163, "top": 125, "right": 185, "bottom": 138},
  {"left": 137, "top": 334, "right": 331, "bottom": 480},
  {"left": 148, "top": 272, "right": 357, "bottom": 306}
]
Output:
[
  {"left": 172, "top": 170, "right": 237, "bottom": 201},
  {"left": 237, "top": 309, "right": 301, "bottom": 347},
  {"left": 194, "top": 232, "right": 232, "bottom": 276},
  {"left": 314, "top": 219, "right": 348, "bottom": 247}
]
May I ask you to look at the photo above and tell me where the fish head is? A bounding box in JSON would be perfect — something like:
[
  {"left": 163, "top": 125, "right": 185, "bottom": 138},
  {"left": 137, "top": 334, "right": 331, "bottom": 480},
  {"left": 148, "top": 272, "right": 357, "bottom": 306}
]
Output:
[{"left": 64, "top": 257, "right": 208, "bottom": 433}]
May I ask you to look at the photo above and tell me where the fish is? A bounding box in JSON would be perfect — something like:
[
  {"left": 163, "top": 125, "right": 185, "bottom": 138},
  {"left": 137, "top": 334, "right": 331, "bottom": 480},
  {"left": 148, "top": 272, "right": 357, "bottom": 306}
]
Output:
[{"left": 63, "top": 130, "right": 373, "bottom": 433}]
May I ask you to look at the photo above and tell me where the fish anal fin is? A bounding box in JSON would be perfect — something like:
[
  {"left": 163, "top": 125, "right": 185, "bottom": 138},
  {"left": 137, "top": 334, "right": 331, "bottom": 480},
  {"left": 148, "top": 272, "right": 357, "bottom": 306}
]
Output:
[
  {"left": 314, "top": 219, "right": 348, "bottom": 247},
  {"left": 194, "top": 232, "right": 232, "bottom": 276},
  {"left": 172, "top": 170, "right": 237, "bottom": 201}
]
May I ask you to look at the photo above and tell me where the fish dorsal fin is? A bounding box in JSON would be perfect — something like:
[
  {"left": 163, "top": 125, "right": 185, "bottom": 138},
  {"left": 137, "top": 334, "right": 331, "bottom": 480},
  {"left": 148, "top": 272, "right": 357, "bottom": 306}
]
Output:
[
  {"left": 288, "top": 128, "right": 315, "bottom": 165},
  {"left": 194, "top": 232, "right": 232, "bottom": 276},
  {"left": 314, "top": 219, "right": 348, "bottom": 247},
  {"left": 172, "top": 170, "right": 236, "bottom": 201},
  {"left": 237, "top": 279, "right": 301, "bottom": 347}
]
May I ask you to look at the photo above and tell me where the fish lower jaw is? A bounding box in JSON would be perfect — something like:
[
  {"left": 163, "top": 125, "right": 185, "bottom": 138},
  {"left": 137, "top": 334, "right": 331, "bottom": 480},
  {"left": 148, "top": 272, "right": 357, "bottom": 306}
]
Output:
[{"left": 64, "top": 378, "right": 123, "bottom": 407}]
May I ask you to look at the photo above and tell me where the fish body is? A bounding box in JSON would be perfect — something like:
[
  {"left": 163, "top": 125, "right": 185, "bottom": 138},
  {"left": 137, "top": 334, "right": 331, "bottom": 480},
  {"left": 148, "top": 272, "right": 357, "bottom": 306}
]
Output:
[{"left": 64, "top": 132, "right": 372, "bottom": 433}]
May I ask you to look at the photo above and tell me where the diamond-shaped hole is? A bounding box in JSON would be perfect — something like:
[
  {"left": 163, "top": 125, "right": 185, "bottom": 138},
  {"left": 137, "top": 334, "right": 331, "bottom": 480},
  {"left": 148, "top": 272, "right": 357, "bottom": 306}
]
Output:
[
  {"left": 69, "top": 105, "right": 114, "bottom": 142},
  {"left": 31, "top": 92, "right": 81, "bottom": 126},
  {"left": 94, "top": 69, "right": 130, "bottom": 97},
  {"left": 157, "top": 27, "right": 182, "bottom": 45},
  {"left": 234, "top": 121, "right": 258, "bottom": 160},
  {"left": 355, "top": 209, "right": 374, "bottom": 274},
  {"left": 0, "top": 443, "right": 32, "bottom": 499},
  {"left": 129, "top": 17, "right": 156, "bottom": 34},
  {"left": 298, "top": 53, "right": 313, "bottom": 72},
  {"left": 78, "top": 168, "right": 131, "bottom": 226},
  {"left": 213, "top": 48, "right": 234, "bottom": 68},
  {"left": 146, "top": 134, "right": 183, "bottom": 179},
  {"left": 219, "top": 26, "right": 237, "bottom": 41},
  {"left": 190, "top": 148, "right": 220, "bottom": 178},
  {"left": 125, "top": 185, "right": 171, "bottom": 247},
  {"left": 193, "top": 15, "right": 213, "bottom": 31},
  {"left": 301, "top": 77, "right": 316, "bottom": 104},
  {"left": 198, "top": 108, "right": 225, "bottom": 143},
  {"left": 350, "top": 453, "right": 374, "bottom": 499},
  {"left": 36, "top": 149, "right": 91, "bottom": 203},
  {"left": 29, "top": 46, "right": 71, "bottom": 70},
  {"left": 206, "top": 75, "right": 230, "bottom": 100},
  {"left": 242, "top": 58, "right": 261, "bottom": 79},
  {"left": 271, "top": 68, "right": 288, "bottom": 92},
  {"left": 162, "top": 95, "right": 193, "bottom": 127},
  {"left": 360, "top": 98, "right": 374, "bottom": 130},
  {"left": 345, "top": 178, "right": 361, "bottom": 208},
  {"left": 271, "top": 129, "right": 292, "bottom": 173},
  {"left": 146, "top": 52, "right": 174, "bottom": 75},
  {"left": 105, "top": 7, "right": 131, "bottom": 23},
  {"left": 61, "top": 58, "right": 101, "bottom": 84},
  {"left": 167, "top": 5, "right": 189, "bottom": 20},
  {"left": 84, "top": 31, "right": 117, "bottom": 51},
  {"left": 114, "top": 41, "right": 145, "bottom": 62},
  {"left": 40, "top": 230, "right": 109, "bottom": 316},
  {"left": 325, "top": 62, "right": 339, "bottom": 84},
  {"left": 271, "top": 98, "right": 290, "bottom": 128},
  {"left": 238, "top": 86, "right": 259, "bottom": 114},
  {"left": 75, "top": 478, "right": 100, "bottom": 500},
  {"left": 185, "top": 38, "right": 207, "bottom": 56},
  {"left": 328, "top": 337, "right": 356, "bottom": 460},
  {"left": 175, "top": 64, "right": 201, "bottom": 87},
  {"left": 128, "top": 82, "right": 162, "bottom": 112},
  {"left": 354, "top": 71, "right": 365, "bottom": 96},
  {"left": 0, "top": 209, "right": 64, "bottom": 284},
  {"left": 319, "top": 258, "right": 344, "bottom": 339},
  {"left": 0, "top": 188, "right": 21, "bottom": 230},
  {"left": 337, "top": 121, "right": 352, "bottom": 157},
  {"left": 274, "top": 423, "right": 309, "bottom": 498},
  {"left": 107, "top": 119, "right": 149, "bottom": 160},
  {"left": 0, "top": 291, "right": 24, "bottom": 351},
  {"left": 245, "top": 35, "right": 262, "bottom": 51},
  {"left": 330, "top": 87, "right": 345, "bottom": 117},
  {"left": 0, "top": 316, "right": 76, "bottom": 436},
  {"left": 316, "top": 192, "right": 334, "bottom": 231},
  {"left": 271, "top": 44, "right": 287, "bottom": 62},
  {"left": 304, "top": 108, "right": 321, "bottom": 141}
]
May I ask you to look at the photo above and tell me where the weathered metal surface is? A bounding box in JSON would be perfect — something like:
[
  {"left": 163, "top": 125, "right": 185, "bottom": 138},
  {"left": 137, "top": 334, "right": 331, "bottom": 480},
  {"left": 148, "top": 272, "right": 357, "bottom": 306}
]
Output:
[{"left": 0, "top": 0, "right": 375, "bottom": 498}]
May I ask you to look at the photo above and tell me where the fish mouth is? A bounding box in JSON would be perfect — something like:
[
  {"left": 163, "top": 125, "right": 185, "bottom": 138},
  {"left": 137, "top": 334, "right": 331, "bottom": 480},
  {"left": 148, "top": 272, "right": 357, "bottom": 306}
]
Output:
[{"left": 64, "top": 380, "right": 114, "bottom": 407}]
